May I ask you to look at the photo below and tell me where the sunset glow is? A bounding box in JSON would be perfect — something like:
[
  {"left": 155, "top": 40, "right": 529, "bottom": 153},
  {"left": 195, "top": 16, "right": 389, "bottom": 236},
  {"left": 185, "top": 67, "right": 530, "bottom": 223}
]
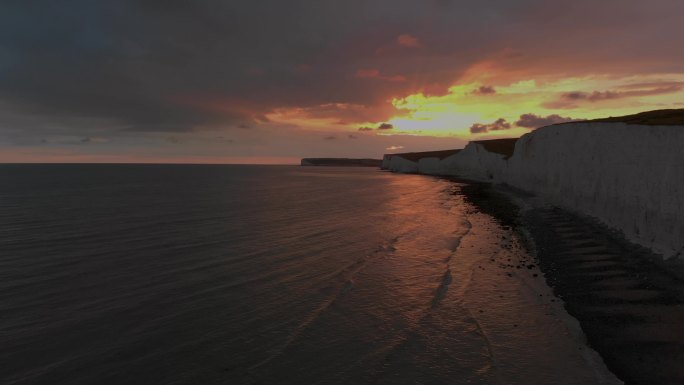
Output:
[
  {"left": 1, "top": 1, "right": 683, "bottom": 162},
  {"left": 265, "top": 73, "right": 684, "bottom": 142},
  {"left": 380, "top": 74, "right": 684, "bottom": 138}
]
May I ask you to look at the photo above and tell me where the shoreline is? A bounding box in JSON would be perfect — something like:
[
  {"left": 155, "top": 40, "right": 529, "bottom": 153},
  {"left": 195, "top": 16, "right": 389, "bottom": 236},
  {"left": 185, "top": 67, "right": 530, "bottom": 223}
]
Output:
[
  {"left": 382, "top": 113, "right": 684, "bottom": 260},
  {"left": 455, "top": 177, "right": 684, "bottom": 385}
]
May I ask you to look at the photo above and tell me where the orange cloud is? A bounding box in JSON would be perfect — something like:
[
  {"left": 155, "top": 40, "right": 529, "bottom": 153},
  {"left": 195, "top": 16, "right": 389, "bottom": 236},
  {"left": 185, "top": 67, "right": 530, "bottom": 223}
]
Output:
[
  {"left": 386, "top": 75, "right": 407, "bottom": 82},
  {"left": 355, "top": 69, "right": 406, "bottom": 82},
  {"left": 355, "top": 69, "right": 381, "bottom": 78},
  {"left": 267, "top": 102, "right": 399, "bottom": 129},
  {"left": 397, "top": 34, "right": 419, "bottom": 47}
]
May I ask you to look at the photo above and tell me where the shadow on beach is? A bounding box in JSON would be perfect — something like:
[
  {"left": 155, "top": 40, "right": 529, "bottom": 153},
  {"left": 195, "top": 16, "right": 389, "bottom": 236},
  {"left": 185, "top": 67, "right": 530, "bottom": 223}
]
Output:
[{"left": 458, "top": 180, "right": 684, "bottom": 385}]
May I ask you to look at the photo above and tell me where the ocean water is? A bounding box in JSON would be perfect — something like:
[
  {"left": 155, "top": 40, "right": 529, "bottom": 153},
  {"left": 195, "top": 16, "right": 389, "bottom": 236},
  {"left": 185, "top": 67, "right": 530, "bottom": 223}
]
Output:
[{"left": 0, "top": 165, "right": 619, "bottom": 385}]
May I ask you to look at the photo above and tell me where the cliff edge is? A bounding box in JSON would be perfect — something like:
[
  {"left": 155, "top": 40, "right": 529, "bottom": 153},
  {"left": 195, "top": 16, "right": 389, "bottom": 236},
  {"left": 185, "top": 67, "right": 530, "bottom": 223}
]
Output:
[{"left": 382, "top": 109, "right": 684, "bottom": 259}]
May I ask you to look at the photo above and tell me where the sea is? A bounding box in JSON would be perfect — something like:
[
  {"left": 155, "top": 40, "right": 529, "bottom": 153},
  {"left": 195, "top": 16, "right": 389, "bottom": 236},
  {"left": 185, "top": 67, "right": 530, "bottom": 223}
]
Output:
[{"left": 0, "top": 164, "right": 620, "bottom": 385}]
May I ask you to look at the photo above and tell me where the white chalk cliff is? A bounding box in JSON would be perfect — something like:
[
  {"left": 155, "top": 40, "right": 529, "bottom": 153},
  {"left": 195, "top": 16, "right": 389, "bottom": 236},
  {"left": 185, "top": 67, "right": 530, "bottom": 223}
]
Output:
[{"left": 382, "top": 117, "right": 684, "bottom": 260}]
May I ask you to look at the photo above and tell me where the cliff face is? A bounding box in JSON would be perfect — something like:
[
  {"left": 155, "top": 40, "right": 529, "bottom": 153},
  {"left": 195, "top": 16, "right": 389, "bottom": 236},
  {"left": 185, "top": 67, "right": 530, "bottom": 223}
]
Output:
[
  {"left": 381, "top": 116, "right": 684, "bottom": 259},
  {"left": 381, "top": 149, "right": 461, "bottom": 174},
  {"left": 503, "top": 122, "right": 684, "bottom": 259},
  {"left": 441, "top": 139, "right": 516, "bottom": 179},
  {"left": 381, "top": 141, "right": 516, "bottom": 178}
]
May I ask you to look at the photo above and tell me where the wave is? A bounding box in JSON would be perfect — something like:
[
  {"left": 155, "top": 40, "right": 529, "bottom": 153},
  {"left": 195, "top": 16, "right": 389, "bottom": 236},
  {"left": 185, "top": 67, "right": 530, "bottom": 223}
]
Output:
[
  {"left": 248, "top": 235, "right": 402, "bottom": 375},
  {"left": 431, "top": 269, "right": 453, "bottom": 308}
]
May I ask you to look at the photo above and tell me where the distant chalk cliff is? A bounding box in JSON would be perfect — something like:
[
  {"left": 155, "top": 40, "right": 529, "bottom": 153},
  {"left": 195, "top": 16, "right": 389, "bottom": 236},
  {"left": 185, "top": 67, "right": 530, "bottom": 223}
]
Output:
[{"left": 301, "top": 158, "right": 382, "bottom": 167}]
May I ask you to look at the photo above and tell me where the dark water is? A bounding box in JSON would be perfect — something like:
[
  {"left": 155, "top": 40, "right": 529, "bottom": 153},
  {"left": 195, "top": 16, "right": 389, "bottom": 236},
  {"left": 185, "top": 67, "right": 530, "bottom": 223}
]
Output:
[{"left": 0, "top": 165, "right": 618, "bottom": 384}]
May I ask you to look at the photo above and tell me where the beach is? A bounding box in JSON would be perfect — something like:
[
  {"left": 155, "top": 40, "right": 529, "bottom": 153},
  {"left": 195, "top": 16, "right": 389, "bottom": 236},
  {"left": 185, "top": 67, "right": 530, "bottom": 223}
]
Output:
[{"left": 460, "top": 180, "right": 684, "bottom": 385}]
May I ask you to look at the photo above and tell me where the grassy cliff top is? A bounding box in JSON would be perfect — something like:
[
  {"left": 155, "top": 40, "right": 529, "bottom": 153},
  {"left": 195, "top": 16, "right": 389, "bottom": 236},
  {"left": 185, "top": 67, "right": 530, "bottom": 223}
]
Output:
[
  {"left": 472, "top": 138, "right": 519, "bottom": 158},
  {"left": 588, "top": 108, "right": 684, "bottom": 125},
  {"left": 384, "top": 109, "right": 684, "bottom": 162},
  {"left": 389, "top": 149, "right": 461, "bottom": 162}
]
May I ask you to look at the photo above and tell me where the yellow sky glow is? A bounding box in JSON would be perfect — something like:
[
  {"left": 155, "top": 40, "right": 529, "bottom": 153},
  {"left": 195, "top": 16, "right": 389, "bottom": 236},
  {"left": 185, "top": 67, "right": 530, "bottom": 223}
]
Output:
[{"left": 266, "top": 73, "right": 684, "bottom": 140}]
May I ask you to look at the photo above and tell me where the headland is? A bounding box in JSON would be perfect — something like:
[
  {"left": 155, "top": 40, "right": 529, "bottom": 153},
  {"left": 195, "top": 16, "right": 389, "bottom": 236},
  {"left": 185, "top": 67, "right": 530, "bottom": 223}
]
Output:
[{"left": 381, "top": 108, "right": 684, "bottom": 385}]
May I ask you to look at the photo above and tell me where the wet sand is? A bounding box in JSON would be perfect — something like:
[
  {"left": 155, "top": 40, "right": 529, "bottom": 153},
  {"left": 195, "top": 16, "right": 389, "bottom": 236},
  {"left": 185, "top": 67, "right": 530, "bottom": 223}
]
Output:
[{"left": 459, "top": 180, "right": 684, "bottom": 385}]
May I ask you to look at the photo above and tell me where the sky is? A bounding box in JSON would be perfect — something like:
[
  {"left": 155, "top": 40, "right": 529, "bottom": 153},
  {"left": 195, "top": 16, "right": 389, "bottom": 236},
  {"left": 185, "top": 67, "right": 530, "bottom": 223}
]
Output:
[{"left": 1, "top": 0, "right": 683, "bottom": 164}]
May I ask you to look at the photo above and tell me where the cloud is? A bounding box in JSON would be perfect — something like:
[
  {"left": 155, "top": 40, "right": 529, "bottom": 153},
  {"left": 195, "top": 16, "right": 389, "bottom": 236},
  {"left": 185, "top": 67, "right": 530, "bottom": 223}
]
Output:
[
  {"left": 397, "top": 34, "right": 420, "bottom": 47},
  {"left": 268, "top": 102, "right": 397, "bottom": 127},
  {"left": 358, "top": 122, "right": 394, "bottom": 131},
  {"left": 76, "top": 136, "right": 110, "bottom": 145},
  {"left": 515, "top": 113, "right": 576, "bottom": 128},
  {"left": 469, "top": 118, "right": 511, "bottom": 134},
  {"left": 2, "top": 0, "right": 684, "bottom": 162},
  {"left": 355, "top": 69, "right": 381, "bottom": 78},
  {"left": 560, "top": 84, "right": 683, "bottom": 103},
  {"left": 472, "top": 85, "right": 496, "bottom": 95},
  {"left": 385, "top": 75, "right": 407, "bottom": 82},
  {"left": 617, "top": 81, "right": 684, "bottom": 90},
  {"left": 545, "top": 83, "right": 683, "bottom": 109},
  {"left": 355, "top": 69, "right": 406, "bottom": 82},
  {"left": 562, "top": 90, "right": 620, "bottom": 101}
]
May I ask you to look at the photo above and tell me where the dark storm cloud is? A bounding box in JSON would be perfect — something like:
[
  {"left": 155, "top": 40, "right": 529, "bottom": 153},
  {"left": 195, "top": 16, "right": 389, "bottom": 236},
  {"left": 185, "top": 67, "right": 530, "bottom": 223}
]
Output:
[
  {"left": 0, "top": 1, "right": 247, "bottom": 132},
  {"left": 472, "top": 86, "right": 496, "bottom": 95},
  {"left": 359, "top": 123, "right": 393, "bottom": 131},
  {"left": 5, "top": 0, "right": 473, "bottom": 133},
  {"left": 469, "top": 118, "right": 510, "bottom": 134},
  {"left": 0, "top": 1, "right": 549, "bottom": 132},
  {"left": 515, "top": 113, "right": 576, "bottom": 128},
  {"left": 0, "top": 0, "right": 683, "bottom": 140}
]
